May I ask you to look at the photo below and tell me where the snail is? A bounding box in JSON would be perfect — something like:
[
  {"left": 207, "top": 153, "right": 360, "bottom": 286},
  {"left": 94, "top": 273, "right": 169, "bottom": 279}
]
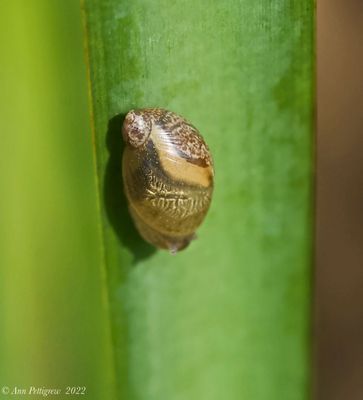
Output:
[{"left": 122, "top": 108, "right": 214, "bottom": 253}]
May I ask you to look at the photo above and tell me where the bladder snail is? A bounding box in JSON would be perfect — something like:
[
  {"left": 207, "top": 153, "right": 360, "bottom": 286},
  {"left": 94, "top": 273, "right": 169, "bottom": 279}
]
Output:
[{"left": 122, "top": 108, "right": 214, "bottom": 253}]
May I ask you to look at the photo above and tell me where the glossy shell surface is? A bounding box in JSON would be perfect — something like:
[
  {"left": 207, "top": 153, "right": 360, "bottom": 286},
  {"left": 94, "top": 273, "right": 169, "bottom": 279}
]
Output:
[{"left": 122, "top": 108, "right": 214, "bottom": 253}]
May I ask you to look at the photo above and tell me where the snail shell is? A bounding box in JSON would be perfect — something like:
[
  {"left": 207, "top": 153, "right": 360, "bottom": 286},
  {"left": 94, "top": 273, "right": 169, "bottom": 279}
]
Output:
[{"left": 122, "top": 108, "right": 214, "bottom": 253}]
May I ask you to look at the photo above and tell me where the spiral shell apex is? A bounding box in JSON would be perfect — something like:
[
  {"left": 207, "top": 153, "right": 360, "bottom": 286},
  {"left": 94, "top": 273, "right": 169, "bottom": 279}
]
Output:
[
  {"left": 122, "top": 108, "right": 214, "bottom": 253},
  {"left": 122, "top": 110, "right": 152, "bottom": 148}
]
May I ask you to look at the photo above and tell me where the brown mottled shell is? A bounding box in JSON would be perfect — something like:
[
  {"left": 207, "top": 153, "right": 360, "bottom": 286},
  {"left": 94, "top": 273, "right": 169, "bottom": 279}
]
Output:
[{"left": 122, "top": 108, "right": 214, "bottom": 253}]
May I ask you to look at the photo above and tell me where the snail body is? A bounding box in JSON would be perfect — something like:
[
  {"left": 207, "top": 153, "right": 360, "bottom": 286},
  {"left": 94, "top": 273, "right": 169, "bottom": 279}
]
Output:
[{"left": 122, "top": 108, "right": 214, "bottom": 253}]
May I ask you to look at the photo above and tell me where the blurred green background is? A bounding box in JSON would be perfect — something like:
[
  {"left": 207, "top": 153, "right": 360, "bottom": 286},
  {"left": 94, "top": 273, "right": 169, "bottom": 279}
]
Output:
[{"left": 0, "top": 1, "right": 116, "bottom": 397}]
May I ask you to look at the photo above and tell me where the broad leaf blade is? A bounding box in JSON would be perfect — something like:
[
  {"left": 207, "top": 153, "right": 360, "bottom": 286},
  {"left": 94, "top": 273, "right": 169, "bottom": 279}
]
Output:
[{"left": 82, "top": 1, "right": 314, "bottom": 399}]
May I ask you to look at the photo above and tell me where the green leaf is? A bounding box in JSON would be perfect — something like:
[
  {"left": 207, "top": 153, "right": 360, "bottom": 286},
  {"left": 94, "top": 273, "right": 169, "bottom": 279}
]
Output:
[
  {"left": 0, "top": 1, "right": 116, "bottom": 397},
  {"left": 82, "top": 1, "right": 315, "bottom": 399}
]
